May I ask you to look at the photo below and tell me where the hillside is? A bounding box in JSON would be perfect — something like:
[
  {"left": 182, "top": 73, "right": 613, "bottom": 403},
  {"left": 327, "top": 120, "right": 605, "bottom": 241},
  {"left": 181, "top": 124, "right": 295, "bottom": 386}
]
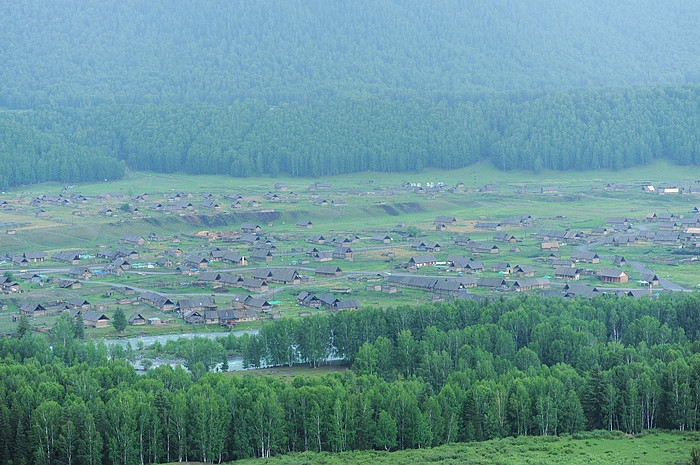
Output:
[
  {"left": 0, "top": 1, "right": 699, "bottom": 186},
  {"left": 2, "top": 1, "right": 699, "bottom": 107}
]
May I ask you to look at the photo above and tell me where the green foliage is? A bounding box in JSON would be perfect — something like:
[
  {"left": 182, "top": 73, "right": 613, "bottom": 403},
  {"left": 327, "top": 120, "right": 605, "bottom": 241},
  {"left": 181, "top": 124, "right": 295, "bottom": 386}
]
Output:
[
  {"left": 112, "top": 308, "right": 127, "bottom": 333},
  {"left": 0, "top": 2, "right": 699, "bottom": 188},
  {"left": 690, "top": 446, "right": 700, "bottom": 465},
  {"left": 1, "top": 1, "right": 698, "bottom": 107},
  {"left": 375, "top": 410, "right": 398, "bottom": 451},
  {"left": 0, "top": 294, "right": 699, "bottom": 464},
  {"left": 15, "top": 314, "right": 31, "bottom": 338},
  {"left": 405, "top": 226, "right": 421, "bottom": 238},
  {"left": 73, "top": 313, "right": 85, "bottom": 340}
]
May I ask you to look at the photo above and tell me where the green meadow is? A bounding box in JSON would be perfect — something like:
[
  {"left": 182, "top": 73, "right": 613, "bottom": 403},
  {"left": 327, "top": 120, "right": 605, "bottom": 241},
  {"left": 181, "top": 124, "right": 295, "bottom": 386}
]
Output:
[
  {"left": 1, "top": 160, "right": 699, "bottom": 336},
  {"left": 230, "top": 430, "right": 699, "bottom": 465}
]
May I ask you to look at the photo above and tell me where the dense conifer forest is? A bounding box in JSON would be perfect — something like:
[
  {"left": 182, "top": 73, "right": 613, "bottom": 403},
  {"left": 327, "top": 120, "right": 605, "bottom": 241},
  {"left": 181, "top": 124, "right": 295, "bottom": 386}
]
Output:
[
  {"left": 1, "top": 294, "right": 698, "bottom": 463},
  {"left": 1, "top": 1, "right": 699, "bottom": 188}
]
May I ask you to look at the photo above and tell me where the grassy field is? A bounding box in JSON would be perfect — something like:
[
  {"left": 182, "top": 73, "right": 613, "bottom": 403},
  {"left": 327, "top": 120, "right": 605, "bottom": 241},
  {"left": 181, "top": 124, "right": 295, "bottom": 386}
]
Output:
[
  {"left": 227, "top": 363, "right": 350, "bottom": 380},
  {"left": 1, "top": 159, "right": 699, "bottom": 337},
  {"left": 224, "top": 430, "right": 699, "bottom": 465}
]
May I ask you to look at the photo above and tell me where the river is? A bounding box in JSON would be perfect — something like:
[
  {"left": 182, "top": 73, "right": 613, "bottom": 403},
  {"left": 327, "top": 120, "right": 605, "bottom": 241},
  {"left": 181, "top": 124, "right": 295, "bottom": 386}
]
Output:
[
  {"left": 102, "top": 329, "right": 259, "bottom": 348},
  {"left": 101, "top": 330, "right": 260, "bottom": 372}
]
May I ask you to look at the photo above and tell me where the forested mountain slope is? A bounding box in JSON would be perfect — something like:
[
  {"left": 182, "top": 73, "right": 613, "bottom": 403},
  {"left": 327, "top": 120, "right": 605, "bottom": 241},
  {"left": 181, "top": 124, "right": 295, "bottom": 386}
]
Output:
[
  {"left": 2, "top": 0, "right": 698, "bottom": 106},
  {"left": 1, "top": 1, "right": 698, "bottom": 187}
]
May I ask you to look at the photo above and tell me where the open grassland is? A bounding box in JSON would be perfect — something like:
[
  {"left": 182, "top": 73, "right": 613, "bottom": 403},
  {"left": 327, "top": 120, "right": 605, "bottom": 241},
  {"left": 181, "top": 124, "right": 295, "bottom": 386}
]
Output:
[{"left": 229, "top": 430, "right": 699, "bottom": 465}]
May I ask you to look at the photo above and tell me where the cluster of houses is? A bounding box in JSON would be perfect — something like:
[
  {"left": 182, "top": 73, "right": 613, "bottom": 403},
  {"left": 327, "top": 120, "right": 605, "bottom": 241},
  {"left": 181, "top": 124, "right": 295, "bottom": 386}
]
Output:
[
  {"left": 135, "top": 292, "right": 260, "bottom": 326},
  {"left": 386, "top": 274, "right": 551, "bottom": 294},
  {"left": 22, "top": 187, "right": 300, "bottom": 219},
  {"left": 0, "top": 276, "right": 20, "bottom": 294},
  {"left": 19, "top": 299, "right": 110, "bottom": 328},
  {"left": 529, "top": 213, "right": 700, "bottom": 251},
  {"left": 641, "top": 185, "right": 700, "bottom": 195},
  {"left": 5, "top": 180, "right": 699, "bottom": 331},
  {"left": 296, "top": 291, "right": 360, "bottom": 311}
]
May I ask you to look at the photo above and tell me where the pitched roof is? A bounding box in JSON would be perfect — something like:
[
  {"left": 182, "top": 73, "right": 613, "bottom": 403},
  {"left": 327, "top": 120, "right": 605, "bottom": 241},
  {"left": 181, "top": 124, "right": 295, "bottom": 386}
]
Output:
[
  {"left": 316, "top": 265, "right": 342, "bottom": 274},
  {"left": 178, "top": 297, "right": 216, "bottom": 309},
  {"left": 318, "top": 293, "right": 340, "bottom": 306},
  {"left": 598, "top": 268, "right": 628, "bottom": 278},
  {"left": 476, "top": 277, "right": 508, "bottom": 288},
  {"left": 409, "top": 254, "right": 437, "bottom": 265},
  {"left": 572, "top": 251, "right": 599, "bottom": 260},
  {"left": 219, "top": 274, "right": 244, "bottom": 285},
  {"left": 251, "top": 267, "right": 299, "bottom": 282},
  {"left": 82, "top": 311, "right": 109, "bottom": 322},
  {"left": 333, "top": 300, "right": 360, "bottom": 310},
  {"left": 198, "top": 271, "right": 222, "bottom": 282},
  {"left": 512, "top": 278, "right": 551, "bottom": 288}
]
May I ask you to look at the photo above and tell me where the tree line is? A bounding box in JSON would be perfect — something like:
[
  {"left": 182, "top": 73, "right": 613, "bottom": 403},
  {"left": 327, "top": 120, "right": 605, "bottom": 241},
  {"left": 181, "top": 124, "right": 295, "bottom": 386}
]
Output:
[
  {"left": 1, "top": 85, "right": 698, "bottom": 190},
  {"left": 1, "top": 0, "right": 699, "bottom": 188},
  {"left": 0, "top": 293, "right": 698, "bottom": 464}
]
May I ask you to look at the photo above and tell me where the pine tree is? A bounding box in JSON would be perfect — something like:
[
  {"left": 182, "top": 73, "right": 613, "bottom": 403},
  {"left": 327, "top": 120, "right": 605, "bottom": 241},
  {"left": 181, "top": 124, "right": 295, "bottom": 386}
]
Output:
[
  {"left": 112, "top": 308, "right": 127, "bottom": 333},
  {"left": 581, "top": 367, "right": 603, "bottom": 430},
  {"left": 73, "top": 314, "right": 85, "bottom": 340},
  {"left": 16, "top": 314, "right": 31, "bottom": 338}
]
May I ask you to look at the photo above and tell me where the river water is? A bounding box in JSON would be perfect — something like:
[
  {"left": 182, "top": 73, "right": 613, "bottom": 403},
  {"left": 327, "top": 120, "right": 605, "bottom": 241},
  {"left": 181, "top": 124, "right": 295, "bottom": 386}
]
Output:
[
  {"left": 101, "top": 329, "right": 342, "bottom": 373},
  {"left": 101, "top": 330, "right": 260, "bottom": 372},
  {"left": 102, "top": 329, "right": 258, "bottom": 348}
]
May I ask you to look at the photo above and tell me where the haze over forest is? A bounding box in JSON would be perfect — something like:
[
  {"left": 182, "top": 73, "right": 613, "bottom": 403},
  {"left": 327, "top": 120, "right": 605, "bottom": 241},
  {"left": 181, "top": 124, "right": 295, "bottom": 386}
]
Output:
[{"left": 1, "top": 0, "right": 699, "bottom": 188}]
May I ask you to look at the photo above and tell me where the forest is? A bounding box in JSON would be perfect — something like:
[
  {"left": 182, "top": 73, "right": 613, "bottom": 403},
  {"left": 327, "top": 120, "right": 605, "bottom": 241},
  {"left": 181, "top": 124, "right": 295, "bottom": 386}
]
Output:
[
  {"left": 1, "top": 294, "right": 698, "bottom": 464},
  {"left": 1, "top": 1, "right": 699, "bottom": 188}
]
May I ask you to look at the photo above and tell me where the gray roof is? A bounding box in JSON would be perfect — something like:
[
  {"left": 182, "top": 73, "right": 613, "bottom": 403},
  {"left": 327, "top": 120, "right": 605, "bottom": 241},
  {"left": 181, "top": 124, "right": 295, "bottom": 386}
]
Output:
[
  {"left": 572, "top": 251, "right": 599, "bottom": 260},
  {"left": 82, "top": 311, "right": 109, "bottom": 322},
  {"left": 333, "top": 300, "right": 360, "bottom": 310},
  {"left": 242, "top": 278, "right": 267, "bottom": 288},
  {"left": 409, "top": 254, "right": 437, "bottom": 265},
  {"left": 563, "top": 283, "right": 601, "bottom": 299},
  {"left": 316, "top": 265, "right": 342, "bottom": 274},
  {"left": 219, "top": 274, "right": 244, "bottom": 285},
  {"left": 476, "top": 277, "right": 508, "bottom": 288},
  {"left": 23, "top": 251, "right": 45, "bottom": 259},
  {"left": 513, "top": 278, "right": 551, "bottom": 288},
  {"left": 251, "top": 267, "right": 299, "bottom": 282},
  {"left": 52, "top": 251, "right": 81, "bottom": 262},
  {"left": 249, "top": 249, "right": 273, "bottom": 259},
  {"left": 198, "top": 272, "right": 221, "bottom": 282},
  {"left": 598, "top": 268, "right": 628, "bottom": 278},
  {"left": 244, "top": 296, "right": 270, "bottom": 309},
  {"left": 178, "top": 297, "right": 216, "bottom": 310},
  {"left": 319, "top": 293, "right": 340, "bottom": 306}
]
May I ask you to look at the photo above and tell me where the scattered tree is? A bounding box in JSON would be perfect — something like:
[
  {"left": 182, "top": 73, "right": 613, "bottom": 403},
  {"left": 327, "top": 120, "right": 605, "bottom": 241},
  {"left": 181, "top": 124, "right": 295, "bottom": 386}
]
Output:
[{"left": 112, "top": 307, "right": 127, "bottom": 333}]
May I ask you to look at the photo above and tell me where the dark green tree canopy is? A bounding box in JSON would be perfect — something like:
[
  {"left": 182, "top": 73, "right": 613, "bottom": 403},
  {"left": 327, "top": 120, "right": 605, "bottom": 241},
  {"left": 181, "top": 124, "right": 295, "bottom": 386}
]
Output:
[{"left": 0, "top": 1, "right": 698, "bottom": 187}]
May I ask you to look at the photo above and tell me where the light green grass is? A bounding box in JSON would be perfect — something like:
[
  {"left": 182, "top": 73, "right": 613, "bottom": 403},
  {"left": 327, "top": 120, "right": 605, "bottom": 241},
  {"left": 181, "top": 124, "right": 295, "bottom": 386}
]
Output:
[
  {"left": 227, "top": 430, "right": 699, "bottom": 465},
  {"left": 1, "top": 160, "right": 699, "bottom": 337}
]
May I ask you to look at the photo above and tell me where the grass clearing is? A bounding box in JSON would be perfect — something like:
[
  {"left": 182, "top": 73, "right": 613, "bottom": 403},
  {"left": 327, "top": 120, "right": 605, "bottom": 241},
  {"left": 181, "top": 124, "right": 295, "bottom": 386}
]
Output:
[
  {"left": 227, "top": 363, "right": 350, "bottom": 380},
  {"left": 228, "top": 430, "right": 699, "bottom": 464}
]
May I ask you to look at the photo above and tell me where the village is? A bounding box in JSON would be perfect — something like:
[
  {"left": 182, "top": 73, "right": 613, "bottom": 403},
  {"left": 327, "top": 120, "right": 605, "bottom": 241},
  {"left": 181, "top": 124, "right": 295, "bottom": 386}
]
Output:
[{"left": 1, "top": 172, "right": 699, "bottom": 336}]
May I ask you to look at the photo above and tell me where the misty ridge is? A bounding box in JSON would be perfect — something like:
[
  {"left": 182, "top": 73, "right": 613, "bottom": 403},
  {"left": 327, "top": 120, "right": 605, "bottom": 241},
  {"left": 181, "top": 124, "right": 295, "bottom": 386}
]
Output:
[{"left": 0, "top": 0, "right": 698, "bottom": 188}]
